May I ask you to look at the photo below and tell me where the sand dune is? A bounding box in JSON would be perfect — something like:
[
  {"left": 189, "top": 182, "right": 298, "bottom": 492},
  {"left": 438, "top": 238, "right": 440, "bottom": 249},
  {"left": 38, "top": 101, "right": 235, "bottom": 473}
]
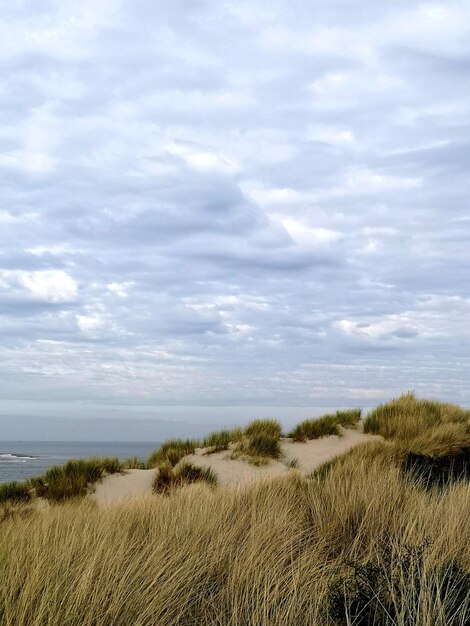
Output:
[
  {"left": 93, "top": 427, "right": 380, "bottom": 505},
  {"left": 92, "top": 468, "right": 156, "bottom": 505}
]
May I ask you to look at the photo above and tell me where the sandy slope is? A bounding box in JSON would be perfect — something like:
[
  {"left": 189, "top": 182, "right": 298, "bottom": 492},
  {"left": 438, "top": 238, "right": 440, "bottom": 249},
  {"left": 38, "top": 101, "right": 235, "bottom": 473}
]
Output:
[
  {"left": 92, "top": 468, "right": 156, "bottom": 505},
  {"left": 93, "top": 427, "right": 380, "bottom": 505},
  {"left": 186, "top": 427, "right": 380, "bottom": 485}
]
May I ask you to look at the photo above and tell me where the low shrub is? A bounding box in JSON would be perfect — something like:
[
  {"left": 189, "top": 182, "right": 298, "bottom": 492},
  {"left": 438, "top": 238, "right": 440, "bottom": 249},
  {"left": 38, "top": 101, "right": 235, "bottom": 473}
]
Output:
[
  {"left": 244, "top": 418, "right": 282, "bottom": 439},
  {"left": 147, "top": 439, "right": 200, "bottom": 468},
  {"left": 0, "top": 481, "right": 31, "bottom": 504}
]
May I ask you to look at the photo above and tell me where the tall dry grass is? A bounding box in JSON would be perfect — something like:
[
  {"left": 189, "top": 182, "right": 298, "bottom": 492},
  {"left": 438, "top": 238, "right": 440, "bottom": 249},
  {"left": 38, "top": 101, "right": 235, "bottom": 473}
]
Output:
[
  {"left": 1, "top": 443, "right": 470, "bottom": 625},
  {"left": 364, "top": 392, "right": 470, "bottom": 441}
]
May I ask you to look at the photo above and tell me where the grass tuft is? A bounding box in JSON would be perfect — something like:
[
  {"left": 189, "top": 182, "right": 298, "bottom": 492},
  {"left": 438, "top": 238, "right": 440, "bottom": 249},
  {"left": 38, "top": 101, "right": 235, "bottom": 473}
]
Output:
[
  {"left": 153, "top": 461, "right": 217, "bottom": 494},
  {"left": 147, "top": 439, "right": 200, "bottom": 468},
  {"left": 244, "top": 418, "right": 282, "bottom": 439},
  {"left": 122, "top": 457, "right": 147, "bottom": 470},
  {"left": 289, "top": 414, "right": 340, "bottom": 441},
  {"left": 203, "top": 430, "right": 232, "bottom": 452},
  {"left": 40, "top": 458, "right": 122, "bottom": 502},
  {"left": 363, "top": 392, "right": 469, "bottom": 440},
  {"left": 247, "top": 434, "right": 281, "bottom": 459},
  {"left": 288, "top": 409, "right": 361, "bottom": 442}
]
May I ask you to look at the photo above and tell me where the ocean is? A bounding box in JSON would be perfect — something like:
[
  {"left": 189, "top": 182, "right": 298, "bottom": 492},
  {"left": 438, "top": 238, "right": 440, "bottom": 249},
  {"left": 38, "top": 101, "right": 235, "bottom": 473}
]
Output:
[{"left": 0, "top": 441, "right": 161, "bottom": 484}]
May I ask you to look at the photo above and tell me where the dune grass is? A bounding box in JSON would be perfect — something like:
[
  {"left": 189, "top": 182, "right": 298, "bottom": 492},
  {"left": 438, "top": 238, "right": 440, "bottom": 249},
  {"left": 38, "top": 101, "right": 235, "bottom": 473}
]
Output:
[
  {"left": 289, "top": 408, "right": 362, "bottom": 442},
  {"left": 147, "top": 439, "right": 200, "bottom": 468},
  {"left": 228, "top": 418, "right": 283, "bottom": 465},
  {"left": 1, "top": 458, "right": 124, "bottom": 504},
  {"left": 1, "top": 395, "right": 470, "bottom": 624},
  {"left": 121, "top": 456, "right": 147, "bottom": 470},
  {"left": 37, "top": 458, "right": 123, "bottom": 502},
  {"left": 203, "top": 427, "right": 245, "bottom": 452},
  {"left": 244, "top": 418, "right": 282, "bottom": 439},
  {"left": 2, "top": 444, "right": 470, "bottom": 625},
  {"left": 363, "top": 392, "right": 470, "bottom": 440},
  {"left": 153, "top": 461, "right": 217, "bottom": 494}
]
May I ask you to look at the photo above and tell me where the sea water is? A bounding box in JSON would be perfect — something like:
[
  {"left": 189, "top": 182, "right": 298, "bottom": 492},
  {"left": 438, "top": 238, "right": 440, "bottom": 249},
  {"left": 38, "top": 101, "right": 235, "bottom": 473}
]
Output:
[{"left": 0, "top": 441, "right": 161, "bottom": 484}]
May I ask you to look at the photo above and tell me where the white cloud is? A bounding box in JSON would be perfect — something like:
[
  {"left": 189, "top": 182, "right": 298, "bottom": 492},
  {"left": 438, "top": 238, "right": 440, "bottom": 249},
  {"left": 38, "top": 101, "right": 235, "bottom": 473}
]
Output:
[
  {"left": 0, "top": 270, "right": 78, "bottom": 303},
  {"left": 281, "top": 218, "right": 343, "bottom": 246},
  {"left": 107, "top": 282, "right": 132, "bottom": 298},
  {"left": 1, "top": 0, "right": 470, "bottom": 417},
  {"left": 76, "top": 313, "right": 106, "bottom": 337}
]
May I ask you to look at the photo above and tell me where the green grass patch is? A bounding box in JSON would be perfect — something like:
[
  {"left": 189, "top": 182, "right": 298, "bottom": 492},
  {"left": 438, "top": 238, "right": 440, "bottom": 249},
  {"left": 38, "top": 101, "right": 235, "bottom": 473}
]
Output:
[
  {"left": 289, "top": 414, "right": 340, "bottom": 441},
  {"left": 231, "top": 432, "right": 282, "bottom": 466},
  {"left": 39, "top": 457, "right": 122, "bottom": 502},
  {"left": 289, "top": 409, "right": 361, "bottom": 442},
  {"left": 0, "top": 481, "right": 31, "bottom": 504},
  {"left": 247, "top": 434, "right": 281, "bottom": 459},
  {"left": 335, "top": 408, "right": 362, "bottom": 427},
  {"left": 203, "top": 430, "right": 232, "bottom": 452},
  {"left": 147, "top": 439, "right": 200, "bottom": 468}
]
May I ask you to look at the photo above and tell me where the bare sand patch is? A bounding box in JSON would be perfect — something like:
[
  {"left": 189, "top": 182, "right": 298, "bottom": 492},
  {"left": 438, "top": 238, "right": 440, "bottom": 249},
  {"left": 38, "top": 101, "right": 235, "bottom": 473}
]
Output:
[
  {"left": 281, "top": 426, "right": 381, "bottom": 474},
  {"left": 93, "top": 468, "right": 156, "bottom": 505}
]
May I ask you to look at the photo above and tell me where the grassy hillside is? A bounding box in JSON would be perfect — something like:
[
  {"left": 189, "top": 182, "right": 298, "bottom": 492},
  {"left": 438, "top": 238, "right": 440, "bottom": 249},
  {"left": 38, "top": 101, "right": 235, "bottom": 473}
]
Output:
[{"left": 1, "top": 394, "right": 470, "bottom": 625}]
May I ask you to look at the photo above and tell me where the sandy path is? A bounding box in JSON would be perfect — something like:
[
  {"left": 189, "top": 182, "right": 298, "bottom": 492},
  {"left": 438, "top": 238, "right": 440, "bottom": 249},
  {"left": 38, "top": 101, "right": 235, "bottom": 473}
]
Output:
[{"left": 93, "top": 427, "right": 380, "bottom": 504}]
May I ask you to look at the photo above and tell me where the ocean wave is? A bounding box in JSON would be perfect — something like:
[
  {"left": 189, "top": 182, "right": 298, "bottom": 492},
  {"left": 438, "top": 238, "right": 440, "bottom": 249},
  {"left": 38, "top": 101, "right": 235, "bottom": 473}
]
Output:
[{"left": 0, "top": 453, "right": 37, "bottom": 462}]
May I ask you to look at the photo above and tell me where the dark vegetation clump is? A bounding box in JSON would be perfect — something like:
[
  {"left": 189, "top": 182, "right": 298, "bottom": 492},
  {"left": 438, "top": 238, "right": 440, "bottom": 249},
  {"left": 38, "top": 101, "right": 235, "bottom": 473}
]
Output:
[
  {"left": 153, "top": 461, "right": 217, "bottom": 494},
  {"left": 328, "top": 541, "right": 470, "bottom": 626},
  {"left": 403, "top": 450, "right": 470, "bottom": 489},
  {"left": 247, "top": 434, "right": 281, "bottom": 459},
  {"left": 0, "top": 481, "right": 31, "bottom": 504}
]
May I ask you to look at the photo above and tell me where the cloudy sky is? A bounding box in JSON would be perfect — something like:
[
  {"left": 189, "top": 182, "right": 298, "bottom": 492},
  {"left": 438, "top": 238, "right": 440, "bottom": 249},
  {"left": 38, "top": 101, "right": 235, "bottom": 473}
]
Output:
[{"left": 1, "top": 0, "right": 470, "bottom": 429}]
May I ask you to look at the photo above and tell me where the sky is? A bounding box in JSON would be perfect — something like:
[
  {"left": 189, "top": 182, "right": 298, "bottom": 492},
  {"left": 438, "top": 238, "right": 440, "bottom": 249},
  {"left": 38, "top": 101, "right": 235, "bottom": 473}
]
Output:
[{"left": 1, "top": 1, "right": 470, "bottom": 436}]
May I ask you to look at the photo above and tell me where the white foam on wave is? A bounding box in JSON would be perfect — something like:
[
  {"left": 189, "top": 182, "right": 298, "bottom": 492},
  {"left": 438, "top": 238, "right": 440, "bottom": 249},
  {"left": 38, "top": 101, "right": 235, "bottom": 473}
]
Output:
[{"left": 0, "top": 453, "right": 37, "bottom": 461}]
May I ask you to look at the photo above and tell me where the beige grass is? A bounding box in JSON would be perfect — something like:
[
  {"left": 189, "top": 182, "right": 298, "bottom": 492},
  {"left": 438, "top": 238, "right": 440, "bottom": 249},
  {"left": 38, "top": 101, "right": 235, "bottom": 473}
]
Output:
[
  {"left": 2, "top": 396, "right": 470, "bottom": 624},
  {"left": 2, "top": 442, "right": 470, "bottom": 625}
]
